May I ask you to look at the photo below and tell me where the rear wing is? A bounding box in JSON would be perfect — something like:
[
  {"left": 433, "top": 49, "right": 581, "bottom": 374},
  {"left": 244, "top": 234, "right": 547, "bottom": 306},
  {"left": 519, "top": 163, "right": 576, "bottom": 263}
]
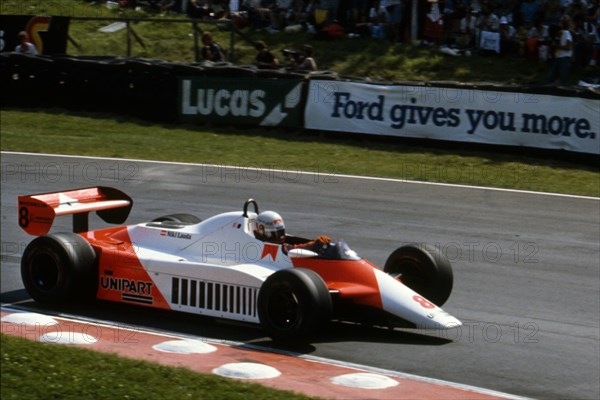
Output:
[{"left": 18, "top": 187, "right": 133, "bottom": 236}]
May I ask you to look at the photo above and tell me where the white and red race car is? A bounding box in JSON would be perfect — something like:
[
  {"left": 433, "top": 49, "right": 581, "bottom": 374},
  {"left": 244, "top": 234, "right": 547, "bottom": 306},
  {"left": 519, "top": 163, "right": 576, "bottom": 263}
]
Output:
[{"left": 18, "top": 187, "right": 461, "bottom": 340}]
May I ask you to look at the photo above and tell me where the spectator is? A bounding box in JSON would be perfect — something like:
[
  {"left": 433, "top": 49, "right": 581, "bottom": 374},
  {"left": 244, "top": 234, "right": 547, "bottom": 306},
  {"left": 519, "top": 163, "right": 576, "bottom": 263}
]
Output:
[
  {"left": 588, "top": 22, "right": 600, "bottom": 67},
  {"left": 368, "top": 0, "right": 386, "bottom": 22},
  {"left": 268, "top": 0, "right": 294, "bottom": 32},
  {"left": 242, "top": 0, "right": 273, "bottom": 30},
  {"left": 526, "top": 18, "right": 549, "bottom": 60},
  {"left": 495, "top": 0, "right": 514, "bottom": 23},
  {"left": 423, "top": 0, "right": 445, "bottom": 45},
  {"left": 343, "top": 0, "right": 370, "bottom": 34},
  {"left": 499, "top": 16, "right": 519, "bottom": 55},
  {"left": 212, "top": 0, "right": 229, "bottom": 18},
  {"left": 284, "top": 0, "right": 310, "bottom": 33},
  {"left": 567, "top": 0, "right": 588, "bottom": 19},
  {"left": 519, "top": 0, "right": 542, "bottom": 28},
  {"left": 382, "top": 0, "right": 403, "bottom": 42},
  {"left": 15, "top": 31, "right": 37, "bottom": 55},
  {"left": 470, "top": 0, "right": 483, "bottom": 14},
  {"left": 547, "top": 15, "right": 574, "bottom": 85},
  {"left": 457, "top": 7, "right": 479, "bottom": 48},
  {"left": 542, "top": 0, "right": 563, "bottom": 27},
  {"left": 254, "top": 40, "right": 280, "bottom": 68},
  {"left": 572, "top": 13, "right": 595, "bottom": 67},
  {"left": 318, "top": 0, "right": 341, "bottom": 24},
  {"left": 289, "top": 44, "right": 317, "bottom": 70},
  {"left": 146, "top": 0, "right": 176, "bottom": 13},
  {"left": 478, "top": 4, "right": 501, "bottom": 52},
  {"left": 201, "top": 31, "right": 225, "bottom": 61},
  {"left": 443, "top": 0, "right": 467, "bottom": 47},
  {"left": 368, "top": 1, "right": 389, "bottom": 40},
  {"left": 118, "top": 0, "right": 137, "bottom": 8},
  {"left": 189, "top": 0, "right": 213, "bottom": 19},
  {"left": 306, "top": 0, "right": 333, "bottom": 28},
  {"left": 480, "top": 4, "right": 500, "bottom": 32},
  {"left": 528, "top": 17, "right": 548, "bottom": 38},
  {"left": 591, "top": 0, "right": 600, "bottom": 22}
]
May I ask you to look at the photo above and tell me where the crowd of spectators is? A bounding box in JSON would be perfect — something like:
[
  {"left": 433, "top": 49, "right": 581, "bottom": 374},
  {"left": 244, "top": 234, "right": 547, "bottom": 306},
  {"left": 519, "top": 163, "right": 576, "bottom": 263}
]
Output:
[
  {"left": 431, "top": 0, "right": 599, "bottom": 71},
  {"left": 104, "top": 0, "right": 600, "bottom": 76},
  {"left": 152, "top": 1, "right": 597, "bottom": 67}
]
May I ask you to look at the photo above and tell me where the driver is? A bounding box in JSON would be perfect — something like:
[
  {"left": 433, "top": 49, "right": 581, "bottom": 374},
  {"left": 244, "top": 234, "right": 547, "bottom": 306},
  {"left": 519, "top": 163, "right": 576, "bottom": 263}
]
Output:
[
  {"left": 253, "top": 211, "right": 286, "bottom": 244},
  {"left": 253, "top": 211, "right": 331, "bottom": 250}
]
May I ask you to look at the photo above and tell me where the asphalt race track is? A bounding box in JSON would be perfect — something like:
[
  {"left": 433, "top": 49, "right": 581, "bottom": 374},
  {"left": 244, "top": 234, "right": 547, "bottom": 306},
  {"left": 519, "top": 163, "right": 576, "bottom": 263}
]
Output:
[{"left": 1, "top": 152, "right": 599, "bottom": 400}]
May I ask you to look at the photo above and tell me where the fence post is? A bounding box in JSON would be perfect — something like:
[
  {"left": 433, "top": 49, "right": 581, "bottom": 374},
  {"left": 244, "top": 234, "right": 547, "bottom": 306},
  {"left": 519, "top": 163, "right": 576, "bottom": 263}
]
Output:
[
  {"left": 229, "top": 22, "right": 235, "bottom": 62},
  {"left": 193, "top": 19, "right": 200, "bottom": 62},
  {"left": 126, "top": 19, "right": 132, "bottom": 57}
]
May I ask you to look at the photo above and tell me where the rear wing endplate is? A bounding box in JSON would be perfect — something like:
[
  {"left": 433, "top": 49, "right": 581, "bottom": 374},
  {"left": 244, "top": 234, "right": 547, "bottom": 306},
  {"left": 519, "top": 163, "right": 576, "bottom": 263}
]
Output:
[{"left": 18, "top": 186, "right": 133, "bottom": 236}]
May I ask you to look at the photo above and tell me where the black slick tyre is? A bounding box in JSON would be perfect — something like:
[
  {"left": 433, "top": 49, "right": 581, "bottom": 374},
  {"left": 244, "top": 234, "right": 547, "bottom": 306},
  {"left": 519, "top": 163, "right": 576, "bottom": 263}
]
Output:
[
  {"left": 21, "top": 233, "right": 97, "bottom": 304},
  {"left": 384, "top": 244, "right": 454, "bottom": 306},
  {"left": 258, "top": 268, "right": 331, "bottom": 342}
]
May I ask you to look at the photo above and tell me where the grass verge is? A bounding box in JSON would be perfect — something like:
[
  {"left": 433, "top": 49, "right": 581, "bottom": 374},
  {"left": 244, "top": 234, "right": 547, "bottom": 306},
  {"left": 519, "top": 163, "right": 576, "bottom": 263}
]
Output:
[
  {"left": 0, "top": 334, "right": 318, "bottom": 400},
  {"left": 1, "top": 108, "right": 598, "bottom": 197}
]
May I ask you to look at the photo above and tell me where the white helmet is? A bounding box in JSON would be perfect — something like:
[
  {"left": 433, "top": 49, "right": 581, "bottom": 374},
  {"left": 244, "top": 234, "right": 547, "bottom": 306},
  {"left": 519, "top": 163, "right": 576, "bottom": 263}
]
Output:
[{"left": 254, "top": 211, "right": 285, "bottom": 243}]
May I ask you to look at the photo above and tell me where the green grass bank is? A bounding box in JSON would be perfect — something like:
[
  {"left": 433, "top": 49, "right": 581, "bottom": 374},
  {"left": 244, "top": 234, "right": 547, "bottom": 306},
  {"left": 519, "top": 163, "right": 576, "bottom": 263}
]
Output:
[{"left": 1, "top": 109, "right": 598, "bottom": 197}]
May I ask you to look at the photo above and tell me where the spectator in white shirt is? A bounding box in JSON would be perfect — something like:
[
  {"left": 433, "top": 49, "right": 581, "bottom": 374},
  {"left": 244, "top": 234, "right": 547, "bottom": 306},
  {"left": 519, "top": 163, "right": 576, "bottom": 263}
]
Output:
[
  {"left": 547, "top": 15, "right": 574, "bottom": 85},
  {"left": 15, "top": 31, "right": 38, "bottom": 55}
]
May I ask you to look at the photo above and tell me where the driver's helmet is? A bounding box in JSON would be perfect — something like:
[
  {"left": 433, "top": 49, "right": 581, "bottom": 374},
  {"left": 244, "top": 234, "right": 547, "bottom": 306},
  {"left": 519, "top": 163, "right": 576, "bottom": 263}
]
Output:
[{"left": 254, "top": 211, "right": 285, "bottom": 244}]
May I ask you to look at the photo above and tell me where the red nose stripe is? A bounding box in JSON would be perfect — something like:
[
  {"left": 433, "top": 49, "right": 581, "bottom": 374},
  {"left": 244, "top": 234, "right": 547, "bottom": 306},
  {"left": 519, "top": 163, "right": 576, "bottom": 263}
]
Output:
[{"left": 290, "top": 258, "right": 383, "bottom": 308}]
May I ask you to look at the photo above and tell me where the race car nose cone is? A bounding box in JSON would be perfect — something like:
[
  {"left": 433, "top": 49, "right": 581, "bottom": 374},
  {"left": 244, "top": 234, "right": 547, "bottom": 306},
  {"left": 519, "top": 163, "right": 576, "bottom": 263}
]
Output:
[
  {"left": 418, "top": 310, "right": 463, "bottom": 330},
  {"left": 374, "top": 269, "right": 462, "bottom": 331}
]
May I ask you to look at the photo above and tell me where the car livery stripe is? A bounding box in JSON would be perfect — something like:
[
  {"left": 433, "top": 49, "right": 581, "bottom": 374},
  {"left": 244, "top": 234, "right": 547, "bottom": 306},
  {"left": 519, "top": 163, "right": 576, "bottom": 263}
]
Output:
[
  {"left": 121, "top": 293, "right": 154, "bottom": 305},
  {"left": 171, "top": 277, "right": 258, "bottom": 318},
  {"left": 82, "top": 227, "right": 171, "bottom": 310}
]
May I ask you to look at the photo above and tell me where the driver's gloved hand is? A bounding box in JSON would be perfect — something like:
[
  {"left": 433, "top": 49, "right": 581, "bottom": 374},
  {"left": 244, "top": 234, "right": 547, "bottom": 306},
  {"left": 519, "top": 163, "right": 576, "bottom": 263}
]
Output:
[{"left": 315, "top": 235, "right": 331, "bottom": 245}]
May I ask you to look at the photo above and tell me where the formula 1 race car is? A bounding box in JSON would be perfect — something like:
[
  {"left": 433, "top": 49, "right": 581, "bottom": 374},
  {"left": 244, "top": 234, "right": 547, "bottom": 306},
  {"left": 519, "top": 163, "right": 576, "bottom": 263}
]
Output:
[{"left": 18, "top": 187, "right": 461, "bottom": 340}]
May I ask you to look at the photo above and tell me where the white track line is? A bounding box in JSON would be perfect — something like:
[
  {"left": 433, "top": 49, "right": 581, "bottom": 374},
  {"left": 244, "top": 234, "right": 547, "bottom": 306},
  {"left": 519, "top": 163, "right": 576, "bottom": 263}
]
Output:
[
  {"left": 1, "top": 304, "right": 533, "bottom": 400},
  {"left": 2, "top": 151, "right": 598, "bottom": 201}
]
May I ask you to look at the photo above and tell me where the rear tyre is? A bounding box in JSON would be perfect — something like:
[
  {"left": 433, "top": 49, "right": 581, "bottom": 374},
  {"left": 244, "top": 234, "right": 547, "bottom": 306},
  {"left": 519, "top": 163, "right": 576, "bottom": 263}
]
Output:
[
  {"left": 258, "top": 268, "right": 331, "bottom": 342},
  {"left": 384, "top": 244, "right": 453, "bottom": 306},
  {"left": 151, "top": 213, "right": 201, "bottom": 224},
  {"left": 21, "top": 233, "right": 97, "bottom": 304}
]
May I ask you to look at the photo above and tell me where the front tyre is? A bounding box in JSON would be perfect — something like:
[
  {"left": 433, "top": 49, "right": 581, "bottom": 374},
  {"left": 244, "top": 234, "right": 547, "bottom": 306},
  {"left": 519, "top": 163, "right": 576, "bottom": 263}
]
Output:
[
  {"left": 258, "top": 268, "right": 331, "bottom": 342},
  {"left": 21, "top": 233, "right": 97, "bottom": 304},
  {"left": 384, "top": 244, "right": 453, "bottom": 306}
]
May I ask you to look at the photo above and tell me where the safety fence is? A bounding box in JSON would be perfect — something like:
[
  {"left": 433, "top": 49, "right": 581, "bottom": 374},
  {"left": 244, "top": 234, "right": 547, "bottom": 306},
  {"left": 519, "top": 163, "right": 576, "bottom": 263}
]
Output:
[{"left": 1, "top": 52, "right": 598, "bottom": 156}]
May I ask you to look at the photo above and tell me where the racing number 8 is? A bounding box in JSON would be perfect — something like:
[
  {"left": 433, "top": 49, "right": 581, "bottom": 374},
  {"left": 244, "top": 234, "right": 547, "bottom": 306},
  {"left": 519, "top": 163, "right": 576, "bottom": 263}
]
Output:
[
  {"left": 19, "top": 206, "right": 29, "bottom": 228},
  {"left": 413, "top": 295, "right": 435, "bottom": 309}
]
